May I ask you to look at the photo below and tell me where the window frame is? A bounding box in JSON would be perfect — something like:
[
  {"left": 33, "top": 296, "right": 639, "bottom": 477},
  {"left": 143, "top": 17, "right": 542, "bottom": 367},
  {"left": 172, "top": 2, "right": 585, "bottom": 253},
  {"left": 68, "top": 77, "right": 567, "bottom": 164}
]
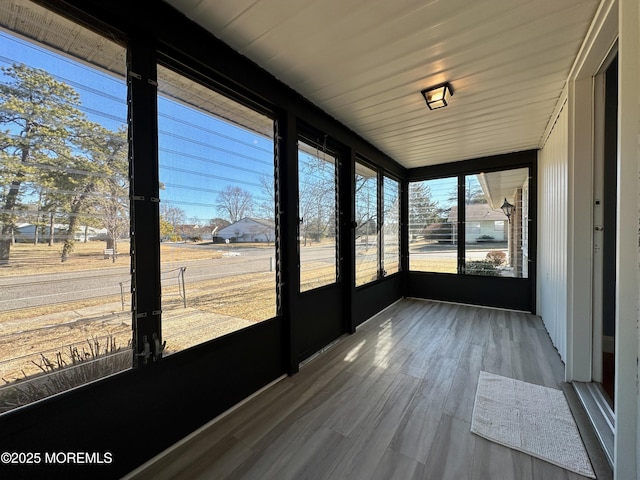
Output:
[
  {"left": 354, "top": 155, "right": 402, "bottom": 288},
  {"left": 408, "top": 164, "right": 534, "bottom": 279}
]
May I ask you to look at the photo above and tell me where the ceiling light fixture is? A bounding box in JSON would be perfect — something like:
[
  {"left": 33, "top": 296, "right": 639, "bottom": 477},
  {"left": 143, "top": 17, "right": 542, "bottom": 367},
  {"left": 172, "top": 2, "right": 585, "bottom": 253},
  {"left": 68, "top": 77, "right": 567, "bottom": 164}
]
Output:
[{"left": 421, "top": 83, "right": 453, "bottom": 110}]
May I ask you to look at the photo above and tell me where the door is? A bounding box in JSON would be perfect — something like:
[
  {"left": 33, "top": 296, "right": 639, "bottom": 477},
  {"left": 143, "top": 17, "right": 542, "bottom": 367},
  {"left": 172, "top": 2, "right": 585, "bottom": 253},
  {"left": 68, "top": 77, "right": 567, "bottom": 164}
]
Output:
[
  {"left": 593, "top": 53, "right": 617, "bottom": 408},
  {"left": 296, "top": 136, "right": 345, "bottom": 361}
]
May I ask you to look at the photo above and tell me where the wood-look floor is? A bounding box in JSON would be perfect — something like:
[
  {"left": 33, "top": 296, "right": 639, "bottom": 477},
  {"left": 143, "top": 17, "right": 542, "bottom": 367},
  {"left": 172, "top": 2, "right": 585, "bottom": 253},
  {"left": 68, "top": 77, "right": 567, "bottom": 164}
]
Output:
[{"left": 127, "top": 299, "right": 595, "bottom": 480}]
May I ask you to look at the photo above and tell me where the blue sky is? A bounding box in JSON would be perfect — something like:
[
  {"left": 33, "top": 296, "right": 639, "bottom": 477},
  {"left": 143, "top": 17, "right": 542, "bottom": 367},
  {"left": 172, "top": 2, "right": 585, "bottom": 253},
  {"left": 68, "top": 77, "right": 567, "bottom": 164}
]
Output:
[
  {"left": 1, "top": 29, "right": 274, "bottom": 225},
  {"left": 2, "top": 28, "right": 412, "bottom": 225},
  {"left": 0, "top": 31, "right": 126, "bottom": 131}
]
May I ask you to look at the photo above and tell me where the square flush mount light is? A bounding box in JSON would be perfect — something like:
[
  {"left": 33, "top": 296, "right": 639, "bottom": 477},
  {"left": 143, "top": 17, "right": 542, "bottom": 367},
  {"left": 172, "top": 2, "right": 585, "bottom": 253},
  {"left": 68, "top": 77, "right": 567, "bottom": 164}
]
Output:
[{"left": 421, "top": 83, "right": 453, "bottom": 110}]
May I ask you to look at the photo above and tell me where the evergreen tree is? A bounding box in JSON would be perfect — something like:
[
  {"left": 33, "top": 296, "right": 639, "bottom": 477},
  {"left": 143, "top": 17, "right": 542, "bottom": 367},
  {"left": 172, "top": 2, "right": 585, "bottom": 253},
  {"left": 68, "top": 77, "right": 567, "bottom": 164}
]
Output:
[
  {"left": 0, "top": 64, "right": 79, "bottom": 262},
  {"left": 0, "top": 64, "right": 128, "bottom": 263},
  {"left": 408, "top": 182, "right": 441, "bottom": 234}
]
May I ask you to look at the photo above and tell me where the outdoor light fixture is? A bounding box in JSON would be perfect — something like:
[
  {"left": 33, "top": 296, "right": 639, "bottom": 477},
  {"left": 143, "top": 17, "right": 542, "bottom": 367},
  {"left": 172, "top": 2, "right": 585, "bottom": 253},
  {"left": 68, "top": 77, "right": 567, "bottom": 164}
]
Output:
[
  {"left": 421, "top": 83, "right": 453, "bottom": 110},
  {"left": 501, "top": 198, "right": 514, "bottom": 222}
]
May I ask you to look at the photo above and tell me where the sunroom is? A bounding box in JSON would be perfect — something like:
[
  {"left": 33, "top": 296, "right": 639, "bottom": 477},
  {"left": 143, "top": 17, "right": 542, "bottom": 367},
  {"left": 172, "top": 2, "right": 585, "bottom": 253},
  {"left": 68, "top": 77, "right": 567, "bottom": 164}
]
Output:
[{"left": 0, "top": 0, "right": 638, "bottom": 479}]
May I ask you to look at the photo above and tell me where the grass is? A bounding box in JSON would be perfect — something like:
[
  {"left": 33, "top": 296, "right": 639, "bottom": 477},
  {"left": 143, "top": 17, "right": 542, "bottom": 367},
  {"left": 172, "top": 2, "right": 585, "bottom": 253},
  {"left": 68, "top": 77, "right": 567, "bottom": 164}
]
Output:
[
  {"left": 0, "top": 336, "right": 131, "bottom": 414},
  {"left": 1, "top": 241, "right": 402, "bottom": 397},
  {"left": 0, "top": 241, "right": 225, "bottom": 277},
  {"left": 0, "top": 295, "right": 125, "bottom": 323},
  {"left": 409, "top": 257, "right": 458, "bottom": 273}
]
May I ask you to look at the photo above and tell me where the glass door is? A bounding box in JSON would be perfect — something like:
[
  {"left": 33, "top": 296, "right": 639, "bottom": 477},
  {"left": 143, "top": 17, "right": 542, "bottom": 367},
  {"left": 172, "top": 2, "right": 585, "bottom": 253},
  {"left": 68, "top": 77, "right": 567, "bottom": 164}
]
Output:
[{"left": 296, "top": 137, "right": 343, "bottom": 361}]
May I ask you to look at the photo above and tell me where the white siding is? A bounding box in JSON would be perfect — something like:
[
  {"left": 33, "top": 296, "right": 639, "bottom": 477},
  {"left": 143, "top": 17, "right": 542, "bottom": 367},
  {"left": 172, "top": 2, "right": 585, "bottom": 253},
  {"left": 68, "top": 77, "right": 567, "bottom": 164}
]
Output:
[{"left": 537, "top": 105, "right": 568, "bottom": 361}]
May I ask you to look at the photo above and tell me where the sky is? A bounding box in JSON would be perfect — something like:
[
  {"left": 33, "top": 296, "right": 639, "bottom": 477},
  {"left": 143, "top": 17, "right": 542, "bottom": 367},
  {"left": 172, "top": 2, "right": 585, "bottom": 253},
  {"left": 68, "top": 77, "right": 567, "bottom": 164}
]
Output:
[
  {"left": 1, "top": 26, "right": 417, "bottom": 226},
  {"left": 0, "top": 29, "right": 275, "bottom": 225},
  {"left": 0, "top": 31, "right": 126, "bottom": 132}
]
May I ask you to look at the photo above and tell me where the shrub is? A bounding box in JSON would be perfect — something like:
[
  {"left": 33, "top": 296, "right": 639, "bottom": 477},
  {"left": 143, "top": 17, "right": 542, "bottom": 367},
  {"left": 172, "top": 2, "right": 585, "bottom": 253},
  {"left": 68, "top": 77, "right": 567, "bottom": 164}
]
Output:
[
  {"left": 423, "top": 222, "right": 453, "bottom": 243},
  {"left": 486, "top": 250, "right": 506, "bottom": 266},
  {"left": 0, "top": 336, "right": 131, "bottom": 414},
  {"left": 465, "top": 260, "right": 500, "bottom": 276}
]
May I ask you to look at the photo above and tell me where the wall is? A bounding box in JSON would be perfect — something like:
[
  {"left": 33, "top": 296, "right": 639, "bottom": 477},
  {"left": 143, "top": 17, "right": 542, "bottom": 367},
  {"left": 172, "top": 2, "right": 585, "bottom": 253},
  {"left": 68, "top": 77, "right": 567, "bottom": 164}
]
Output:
[{"left": 537, "top": 104, "right": 569, "bottom": 361}]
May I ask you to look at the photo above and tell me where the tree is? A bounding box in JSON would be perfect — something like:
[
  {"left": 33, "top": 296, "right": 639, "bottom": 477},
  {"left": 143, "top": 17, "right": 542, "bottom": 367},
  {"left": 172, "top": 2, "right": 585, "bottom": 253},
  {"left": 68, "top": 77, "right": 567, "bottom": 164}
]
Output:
[
  {"left": 208, "top": 217, "right": 230, "bottom": 237},
  {"left": 355, "top": 170, "right": 377, "bottom": 245},
  {"left": 84, "top": 128, "right": 129, "bottom": 259},
  {"left": 43, "top": 124, "right": 128, "bottom": 261},
  {"left": 0, "top": 64, "right": 129, "bottom": 262},
  {"left": 254, "top": 174, "right": 275, "bottom": 220},
  {"left": 0, "top": 64, "right": 80, "bottom": 263},
  {"left": 448, "top": 177, "right": 486, "bottom": 205},
  {"left": 408, "top": 182, "right": 441, "bottom": 237},
  {"left": 159, "top": 218, "right": 175, "bottom": 240},
  {"left": 298, "top": 152, "right": 335, "bottom": 245},
  {"left": 216, "top": 185, "right": 253, "bottom": 223},
  {"left": 160, "top": 204, "right": 186, "bottom": 232}
]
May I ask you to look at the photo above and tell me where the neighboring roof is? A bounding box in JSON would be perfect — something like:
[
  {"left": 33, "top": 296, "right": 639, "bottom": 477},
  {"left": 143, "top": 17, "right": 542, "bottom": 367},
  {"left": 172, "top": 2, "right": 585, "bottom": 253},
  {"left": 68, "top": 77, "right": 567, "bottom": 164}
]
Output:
[
  {"left": 448, "top": 204, "right": 506, "bottom": 222},
  {"left": 245, "top": 218, "right": 275, "bottom": 229},
  {"left": 216, "top": 217, "right": 275, "bottom": 234}
]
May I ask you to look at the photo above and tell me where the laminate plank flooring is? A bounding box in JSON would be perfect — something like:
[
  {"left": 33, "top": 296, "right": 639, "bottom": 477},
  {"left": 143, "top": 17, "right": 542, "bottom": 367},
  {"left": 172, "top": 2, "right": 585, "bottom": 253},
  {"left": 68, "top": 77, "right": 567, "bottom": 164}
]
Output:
[{"left": 126, "top": 299, "right": 595, "bottom": 480}]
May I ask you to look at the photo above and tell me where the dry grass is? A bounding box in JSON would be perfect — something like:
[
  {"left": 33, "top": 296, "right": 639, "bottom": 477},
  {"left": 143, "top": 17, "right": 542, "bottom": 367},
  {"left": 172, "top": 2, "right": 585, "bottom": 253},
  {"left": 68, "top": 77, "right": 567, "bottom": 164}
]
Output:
[
  {"left": 0, "top": 242, "right": 124, "bottom": 277},
  {"left": 408, "top": 257, "right": 458, "bottom": 273},
  {"left": 0, "top": 241, "right": 229, "bottom": 277},
  {"left": 164, "top": 272, "right": 277, "bottom": 322},
  {"left": 0, "top": 295, "right": 126, "bottom": 323},
  {"left": 0, "top": 242, "right": 383, "bottom": 384}
]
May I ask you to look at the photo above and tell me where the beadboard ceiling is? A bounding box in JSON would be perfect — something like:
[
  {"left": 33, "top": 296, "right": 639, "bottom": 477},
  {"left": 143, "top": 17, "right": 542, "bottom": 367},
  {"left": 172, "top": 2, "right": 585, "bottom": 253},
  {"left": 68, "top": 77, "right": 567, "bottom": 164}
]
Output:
[{"left": 164, "top": 0, "right": 601, "bottom": 168}]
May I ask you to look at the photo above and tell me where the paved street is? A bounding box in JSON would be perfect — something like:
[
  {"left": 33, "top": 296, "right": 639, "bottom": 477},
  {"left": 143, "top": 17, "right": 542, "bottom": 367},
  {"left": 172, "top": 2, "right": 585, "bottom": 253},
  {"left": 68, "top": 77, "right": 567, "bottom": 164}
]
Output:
[
  {"left": 0, "top": 243, "right": 300, "bottom": 312},
  {"left": 0, "top": 241, "right": 508, "bottom": 313}
]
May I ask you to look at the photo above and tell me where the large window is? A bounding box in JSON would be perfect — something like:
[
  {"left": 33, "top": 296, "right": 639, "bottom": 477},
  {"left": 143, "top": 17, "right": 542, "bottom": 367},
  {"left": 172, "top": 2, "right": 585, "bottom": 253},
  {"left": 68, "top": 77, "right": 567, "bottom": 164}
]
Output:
[
  {"left": 354, "top": 162, "right": 401, "bottom": 286},
  {"left": 408, "top": 168, "right": 530, "bottom": 278},
  {"left": 382, "top": 176, "right": 400, "bottom": 276},
  {"left": 408, "top": 177, "right": 458, "bottom": 272},
  {"left": 298, "top": 139, "right": 338, "bottom": 292},
  {"left": 157, "top": 65, "right": 276, "bottom": 354},
  {"left": 0, "top": 2, "right": 129, "bottom": 413},
  {"left": 355, "top": 161, "right": 378, "bottom": 286}
]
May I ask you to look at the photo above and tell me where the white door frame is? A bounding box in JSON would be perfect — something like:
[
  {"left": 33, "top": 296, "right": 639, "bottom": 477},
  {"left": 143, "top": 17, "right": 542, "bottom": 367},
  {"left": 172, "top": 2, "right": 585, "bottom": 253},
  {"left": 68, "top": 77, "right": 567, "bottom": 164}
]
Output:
[
  {"left": 566, "top": 0, "right": 640, "bottom": 477},
  {"left": 565, "top": 0, "right": 617, "bottom": 384}
]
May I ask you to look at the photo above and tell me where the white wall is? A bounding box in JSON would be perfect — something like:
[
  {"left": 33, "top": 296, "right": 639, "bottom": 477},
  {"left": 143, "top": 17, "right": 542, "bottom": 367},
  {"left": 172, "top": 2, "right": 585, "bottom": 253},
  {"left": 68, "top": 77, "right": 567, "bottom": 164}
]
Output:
[
  {"left": 539, "top": 0, "right": 639, "bottom": 475},
  {"left": 538, "top": 105, "right": 569, "bottom": 361}
]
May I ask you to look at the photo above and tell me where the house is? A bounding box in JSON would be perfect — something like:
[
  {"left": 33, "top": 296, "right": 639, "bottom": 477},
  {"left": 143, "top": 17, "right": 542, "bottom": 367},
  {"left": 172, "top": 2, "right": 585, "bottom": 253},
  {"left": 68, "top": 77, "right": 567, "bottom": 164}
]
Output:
[
  {"left": 0, "top": 0, "right": 638, "bottom": 478},
  {"left": 447, "top": 204, "right": 507, "bottom": 243},
  {"left": 214, "top": 218, "right": 275, "bottom": 243},
  {"left": 13, "top": 223, "right": 107, "bottom": 243}
]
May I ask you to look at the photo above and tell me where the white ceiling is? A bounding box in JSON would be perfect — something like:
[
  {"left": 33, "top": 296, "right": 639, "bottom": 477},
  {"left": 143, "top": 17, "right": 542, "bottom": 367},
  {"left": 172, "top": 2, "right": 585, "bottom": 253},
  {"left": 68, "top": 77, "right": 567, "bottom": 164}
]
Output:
[{"left": 164, "top": 0, "right": 601, "bottom": 169}]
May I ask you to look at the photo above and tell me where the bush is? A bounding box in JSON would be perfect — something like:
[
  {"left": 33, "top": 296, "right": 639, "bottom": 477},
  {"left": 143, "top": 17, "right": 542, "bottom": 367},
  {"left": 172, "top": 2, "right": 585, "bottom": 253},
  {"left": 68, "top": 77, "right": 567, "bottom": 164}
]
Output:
[
  {"left": 0, "top": 337, "right": 131, "bottom": 414},
  {"left": 486, "top": 250, "right": 506, "bottom": 266},
  {"left": 423, "top": 222, "right": 453, "bottom": 243},
  {"left": 465, "top": 260, "right": 500, "bottom": 276}
]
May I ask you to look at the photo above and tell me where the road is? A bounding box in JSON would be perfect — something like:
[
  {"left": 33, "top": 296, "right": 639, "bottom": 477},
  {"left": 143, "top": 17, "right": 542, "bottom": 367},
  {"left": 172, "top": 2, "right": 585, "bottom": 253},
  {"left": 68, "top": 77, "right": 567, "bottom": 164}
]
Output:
[
  {"left": 0, "top": 243, "right": 325, "bottom": 312},
  {"left": 0, "top": 242, "right": 506, "bottom": 312}
]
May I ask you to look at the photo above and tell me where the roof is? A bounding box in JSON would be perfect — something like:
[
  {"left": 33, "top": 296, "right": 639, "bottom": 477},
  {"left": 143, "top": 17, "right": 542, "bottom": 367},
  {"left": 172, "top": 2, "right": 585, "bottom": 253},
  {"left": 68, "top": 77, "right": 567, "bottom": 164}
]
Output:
[
  {"left": 216, "top": 217, "right": 275, "bottom": 234},
  {"left": 447, "top": 204, "right": 506, "bottom": 222}
]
